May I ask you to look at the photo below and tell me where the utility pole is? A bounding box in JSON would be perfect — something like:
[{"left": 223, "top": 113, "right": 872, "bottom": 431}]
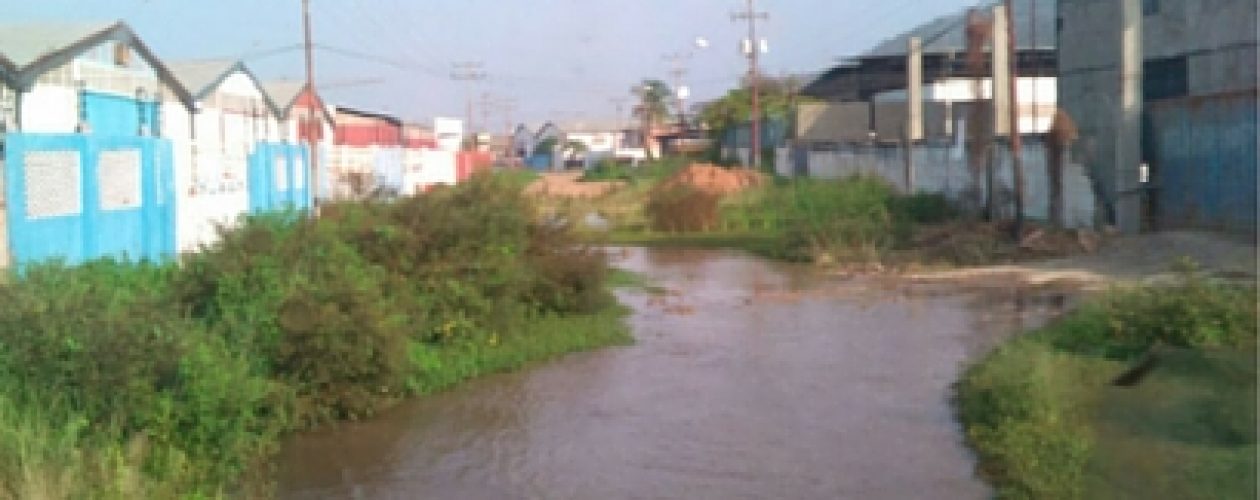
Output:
[
  {"left": 1005, "top": 0, "right": 1026, "bottom": 238},
  {"left": 302, "top": 0, "right": 320, "bottom": 211},
  {"left": 732, "top": 0, "right": 768, "bottom": 169},
  {"left": 450, "top": 61, "right": 486, "bottom": 148},
  {"left": 663, "top": 52, "right": 691, "bottom": 127},
  {"left": 500, "top": 98, "right": 517, "bottom": 159}
]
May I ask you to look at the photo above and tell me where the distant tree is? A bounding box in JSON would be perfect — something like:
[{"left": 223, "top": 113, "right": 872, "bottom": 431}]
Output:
[
  {"left": 632, "top": 79, "right": 673, "bottom": 160},
  {"left": 697, "top": 76, "right": 808, "bottom": 135}
]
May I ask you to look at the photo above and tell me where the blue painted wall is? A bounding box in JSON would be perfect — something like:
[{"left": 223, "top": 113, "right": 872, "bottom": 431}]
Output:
[
  {"left": 4, "top": 133, "right": 175, "bottom": 266},
  {"left": 84, "top": 91, "right": 159, "bottom": 136},
  {"left": 248, "top": 142, "right": 312, "bottom": 213},
  {"left": 1148, "top": 93, "right": 1258, "bottom": 233}
]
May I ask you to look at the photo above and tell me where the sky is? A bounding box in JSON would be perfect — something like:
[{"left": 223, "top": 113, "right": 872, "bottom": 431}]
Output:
[{"left": 3, "top": 0, "right": 985, "bottom": 129}]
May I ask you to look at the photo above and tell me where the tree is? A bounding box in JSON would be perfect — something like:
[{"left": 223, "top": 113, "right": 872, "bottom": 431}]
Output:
[
  {"left": 696, "top": 76, "right": 807, "bottom": 145},
  {"left": 632, "top": 79, "right": 672, "bottom": 161}
]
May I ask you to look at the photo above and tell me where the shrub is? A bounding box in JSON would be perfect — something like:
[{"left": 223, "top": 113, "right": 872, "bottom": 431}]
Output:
[
  {"left": 766, "top": 176, "right": 900, "bottom": 262},
  {"left": 1047, "top": 279, "right": 1258, "bottom": 359},
  {"left": 890, "top": 192, "right": 956, "bottom": 225},
  {"left": 957, "top": 341, "right": 1092, "bottom": 499},
  {"left": 645, "top": 185, "right": 722, "bottom": 232}
]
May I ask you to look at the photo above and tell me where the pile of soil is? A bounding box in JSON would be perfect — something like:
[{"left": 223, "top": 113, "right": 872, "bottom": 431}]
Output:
[{"left": 656, "top": 163, "right": 767, "bottom": 196}]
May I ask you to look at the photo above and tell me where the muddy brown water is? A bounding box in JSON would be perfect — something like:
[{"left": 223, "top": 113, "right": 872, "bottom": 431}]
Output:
[{"left": 277, "top": 247, "right": 1070, "bottom": 500}]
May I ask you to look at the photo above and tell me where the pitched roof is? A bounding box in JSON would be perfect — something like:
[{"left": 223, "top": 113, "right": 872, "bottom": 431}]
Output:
[
  {"left": 168, "top": 59, "right": 281, "bottom": 116},
  {"left": 259, "top": 80, "right": 335, "bottom": 125},
  {"left": 0, "top": 20, "right": 194, "bottom": 108},
  {"left": 334, "top": 105, "right": 402, "bottom": 126},
  {"left": 261, "top": 80, "right": 308, "bottom": 112},
  {"left": 0, "top": 21, "right": 115, "bottom": 71},
  {"left": 860, "top": 0, "right": 1056, "bottom": 59}
]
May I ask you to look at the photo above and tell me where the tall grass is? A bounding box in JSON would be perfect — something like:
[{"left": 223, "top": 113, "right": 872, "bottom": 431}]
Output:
[{"left": 0, "top": 173, "right": 630, "bottom": 497}]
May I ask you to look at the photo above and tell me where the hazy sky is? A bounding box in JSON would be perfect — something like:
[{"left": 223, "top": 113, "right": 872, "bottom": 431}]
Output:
[{"left": 4, "top": 0, "right": 984, "bottom": 127}]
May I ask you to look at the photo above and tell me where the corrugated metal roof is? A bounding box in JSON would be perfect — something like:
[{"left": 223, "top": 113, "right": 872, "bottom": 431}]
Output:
[
  {"left": 861, "top": 0, "right": 1056, "bottom": 59},
  {"left": 0, "top": 21, "right": 117, "bottom": 69}
]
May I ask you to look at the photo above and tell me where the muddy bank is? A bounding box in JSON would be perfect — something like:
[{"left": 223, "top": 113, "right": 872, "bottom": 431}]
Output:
[
  {"left": 908, "top": 230, "right": 1257, "bottom": 289},
  {"left": 277, "top": 247, "right": 1071, "bottom": 499}
]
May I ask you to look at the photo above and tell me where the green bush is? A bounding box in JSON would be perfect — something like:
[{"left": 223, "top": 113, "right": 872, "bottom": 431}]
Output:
[
  {"left": 645, "top": 185, "right": 722, "bottom": 232},
  {"left": 1048, "top": 279, "right": 1258, "bottom": 359},
  {"left": 959, "top": 282, "right": 1257, "bottom": 499},
  {"left": 762, "top": 176, "right": 900, "bottom": 262},
  {"left": 890, "top": 192, "right": 956, "bottom": 225},
  {"left": 0, "top": 172, "right": 628, "bottom": 496},
  {"left": 958, "top": 340, "right": 1093, "bottom": 499}
]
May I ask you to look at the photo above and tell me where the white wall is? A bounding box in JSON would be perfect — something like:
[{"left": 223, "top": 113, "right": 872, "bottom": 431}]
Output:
[
  {"left": 873, "top": 76, "right": 1058, "bottom": 134},
  {"left": 19, "top": 85, "right": 78, "bottom": 133},
  {"left": 401, "top": 149, "right": 457, "bottom": 196}
]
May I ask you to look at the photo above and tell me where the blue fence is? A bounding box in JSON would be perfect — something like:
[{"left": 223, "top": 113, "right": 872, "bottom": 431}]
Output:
[
  {"left": 4, "top": 133, "right": 175, "bottom": 266},
  {"left": 248, "top": 143, "right": 312, "bottom": 212},
  {"left": 1148, "top": 92, "right": 1258, "bottom": 233}
]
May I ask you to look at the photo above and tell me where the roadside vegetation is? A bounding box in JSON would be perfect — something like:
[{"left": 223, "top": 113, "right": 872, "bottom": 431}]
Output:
[
  {"left": 0, "top": 174, "right": 630, "bottom": 498},
  {"left": 540, "top": 157, "right": 1085, "bottom": 269},
  {"left": 957, "top": 266, "right": 1257, "bottom": 499}
]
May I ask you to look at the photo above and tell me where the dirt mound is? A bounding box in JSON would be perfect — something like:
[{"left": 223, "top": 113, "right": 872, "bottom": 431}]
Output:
[{"left": 657, "top": 163, "right": 766, "bottom": 196}]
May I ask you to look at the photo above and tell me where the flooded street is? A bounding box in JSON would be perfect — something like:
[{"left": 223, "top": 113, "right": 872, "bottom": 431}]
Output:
[{"left": 278, "top": 248, "right": 1067, "bottom": 499}]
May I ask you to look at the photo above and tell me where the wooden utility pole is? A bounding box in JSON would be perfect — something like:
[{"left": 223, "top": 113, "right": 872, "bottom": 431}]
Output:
[
  {"left": 733, "top": 0, "right": 768, "bottom": 169},
  {"left": 302, "top": 0, "right": 320, "bottom": 211},
  {"left": 451, "top": 61, "right": 486, "bottom": 148},
  {"left": 1005, "top": 0, "right": 1026, "bottom": 238}
]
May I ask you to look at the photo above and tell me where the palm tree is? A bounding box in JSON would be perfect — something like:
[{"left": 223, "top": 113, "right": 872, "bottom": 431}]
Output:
[{"left": 632, "top": 79, "right": 672, "bottom": 160}]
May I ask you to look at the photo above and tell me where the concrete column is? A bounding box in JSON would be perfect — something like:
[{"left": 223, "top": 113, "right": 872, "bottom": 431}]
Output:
[
  {"left": 1114, "top": 0, "right": 1144, "bottom": 233},
  {"left": 907, "top": 37, "right": 924, "bottom": 142},
  {"left": 991, "top": 5, "right": 1011, "bottom": 137}
]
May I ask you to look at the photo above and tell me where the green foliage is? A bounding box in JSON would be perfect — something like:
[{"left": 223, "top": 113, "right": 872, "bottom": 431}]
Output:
[
  {"left": 0, "top": 173, "right": 629, "bottom": 497},
  {"left": 759, "top": 176, "right": 902, "bottom": 262},
  {"left": 958, "top": 283, "right": 1258, "bottom": 499},
  {"left": 646, "top": 185, "right": 722, "bottom": 232},
  {"left": 697, "top": 76, "right": 807, "bottom": 133},
  {"left": 889, "top": 192, "right": 956, "bottom": 225},
  {"left": 1047, "top": 277, "right": 1258, "bottom": 359}
]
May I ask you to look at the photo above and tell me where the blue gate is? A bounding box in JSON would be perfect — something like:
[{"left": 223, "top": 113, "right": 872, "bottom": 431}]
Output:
[
  {"left": 4, "top": 133, "right": 175, "bottom": 266},
  {"left": 248, "top": 142, "right": 312, "bottom": 212},
  {"left": 1148, "top": 92, "right": 1258, "bottom": 233}
]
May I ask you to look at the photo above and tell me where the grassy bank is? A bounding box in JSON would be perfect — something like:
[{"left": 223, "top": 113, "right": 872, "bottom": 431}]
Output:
[
  {"left": 553, "top": 159, "right": 1001, "bottom": 266},
  {"left": 0, "top": 174, "right": 631, "bottom": 499},
  {"left": 957, "top": 272, "right": 1257, "bottom": 499}
]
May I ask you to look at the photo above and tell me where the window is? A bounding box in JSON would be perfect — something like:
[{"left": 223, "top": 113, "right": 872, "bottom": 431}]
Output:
[
  {"left": 1142, "top": 0, "right": 1160, "bottom": 16},
  {"left": 1144, "top": 56, "right": 1189, "bottom": 101}
]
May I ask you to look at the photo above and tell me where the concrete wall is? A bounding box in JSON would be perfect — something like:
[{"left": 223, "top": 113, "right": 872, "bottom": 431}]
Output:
[
  {"left": 796, "top": 102, "right": 871, "bottom": 143},
  {"left": 1059, "top": 0, "right": 1258, "bottom": 233},
  {"left": 793, "top": 141, "right": 1097, "bottom": 228}
]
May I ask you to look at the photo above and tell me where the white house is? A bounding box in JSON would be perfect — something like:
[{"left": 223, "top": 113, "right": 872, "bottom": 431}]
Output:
[
  {"left": 165, "top": 59, "right": 280, "bottom": 252},
  {"left": 0, "top": 21, "right": 193, "bottom": 136},
  {"left": 0, "top": 21, "right": 195, "bottom": 266}
]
